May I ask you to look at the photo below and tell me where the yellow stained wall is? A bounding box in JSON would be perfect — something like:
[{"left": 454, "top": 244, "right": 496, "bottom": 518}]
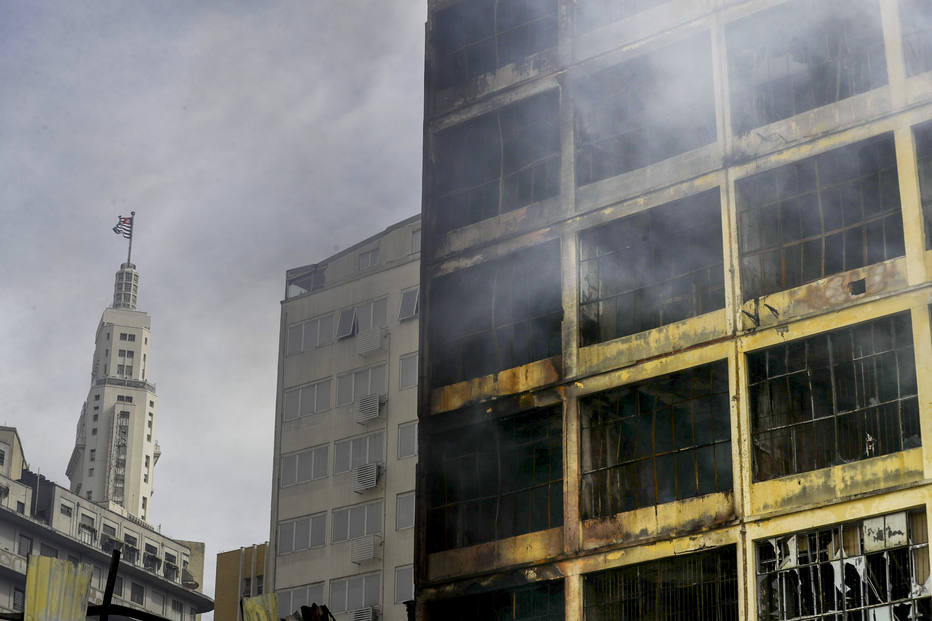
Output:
[{"left": 214, "top": 543, "right": 267, "bottom": 621}]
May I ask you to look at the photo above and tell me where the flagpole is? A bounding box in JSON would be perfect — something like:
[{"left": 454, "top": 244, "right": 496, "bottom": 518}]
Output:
[{"left": 127, "top": 211, "right": 136, "bottom": 265}]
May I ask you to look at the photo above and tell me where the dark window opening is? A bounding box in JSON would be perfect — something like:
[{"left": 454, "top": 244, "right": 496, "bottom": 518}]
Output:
[
  {"left": 574, "top": 32, "right": 716, "bottom": 187},
  {"left": 738, "top": 133, "right": 903, "bottom": 301},
  {"left": 584, "top": 546, "right": 738, "bottom": 620},
  {"left": 426, "top": 405, "right": 563, "bottom": 552},
  {"left": 430, "top": 580, "right": 565, "bottom": 621},
  {"left": 913, "top": 121, "right": 932, "bottom": 249},
  {"left": 757, "top": 510, "right": 931, "bottom": 620},
  {"left": 749, "top": 312, "right": 919, "bottom": 482},
  {"left": 727, "top": 0, "right": 887, "bottom": 134},
  {"left": 432, "top": 0, "right": 558, "bottom": 91},
  {"left": 432, "top": 91, "right": 560, "bottom": 236},
  {"left": 580, "top": 361, "right": 732, "bottom": 520},
  {"left": 579, "top": 189, "right": 724, "bottom": 345},
  {"left": 429, "top": 240, "right": 562, "bottom": 386},
  {"left": 574, "top": 0, "right": 668, "bottom": 34},
  {"left": 901, "top": 0, "right": 932, "bottom": 77}
]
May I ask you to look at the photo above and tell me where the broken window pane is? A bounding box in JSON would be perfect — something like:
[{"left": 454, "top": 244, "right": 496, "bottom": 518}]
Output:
[
  {"left": 431, "top": 0, "right": 558, "bottom": 90},
  {"left": 430, "top": 580, "right": 565, "bottom": 621},
  {"left": 749, "top": 312, "right": 919, "bottom": 482},
  {"left": 428, "top": 240, "right": 562, "bottom": 386},
  {"left": 900, "top": 0, "right": 932, "bottom": 77},
  {"left": 574, "top": 32, "right": 716, "bottom": 186},
  {"left": 737, "top": 133, "right": 903, "bottom": 300},
  {"left": 432, "top": 91, "right": 560, "bottom": 236},
  {"left": 426, "top": 405, "right": 563, "bottom": 552},
  {"left": 727, "top": 0, "right": 887, "bottom": 134},
  {"left": 574, "top": 0, "right": 668, "bottom": 34},
  {"left": 580, "top": 361, "right": 731, "bottom": 520},
  {"left": 584, "top": 546, "right": 738, "bottom": 620},
  {"left": 913, "top": 121, "right": 932, "bottom": 250},
  {"left": 756, "top": 510, "right": 931, "bottom": 620},
  {"left": 578, "top": 189, "right": 724, "bottom": 345}
]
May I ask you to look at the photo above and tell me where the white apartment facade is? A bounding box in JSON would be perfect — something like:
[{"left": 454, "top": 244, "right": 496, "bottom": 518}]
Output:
[{"left": 269, "top": 215, "right": 420, "bottom": 621}]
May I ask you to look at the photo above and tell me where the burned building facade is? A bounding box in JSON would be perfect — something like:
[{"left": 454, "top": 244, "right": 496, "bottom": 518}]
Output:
[{"left": 416, "top": 1, "right": 932, "bottom": 619}]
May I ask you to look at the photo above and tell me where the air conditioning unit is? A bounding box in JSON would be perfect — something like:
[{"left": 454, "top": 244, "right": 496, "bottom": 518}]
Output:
[
  {"left": 356, "top": 328, "right": 387, "bottom": 356},
  {"left": 351, "top": 607, "right": 379, "bottom": 621},
  {"left": 350, "top": 535, "right": 382, "bottom": 564},
  {"left": 352, "top": 463, "right": 381, "bottom": 493},
  {"left": 355, "top": 393, "right": 384, "bottom": 424}
]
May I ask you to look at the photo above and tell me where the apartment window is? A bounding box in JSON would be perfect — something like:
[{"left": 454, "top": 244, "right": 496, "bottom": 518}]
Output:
[
  {"left": 280, "top": 444, "right": 329, "bottom": 487},
  {"left": 278, "top": 583, "right": 325, "bottom": 618},
  {"left": 580, "top": 361, "right": 732, "bottom": 519},
  {"left": 901, "top": 0, "right": 932, "bottom": 77},
  {"left": 88, "top": 467, "right": 94, "bottom": 477},
  {"left": 575, "top": 0, "right": 667, "bottom": 33},
  {"left": 749, "top": 313, "right": 919, "bottom": 482},
  {"left": 397, "top": 422, "right": 418, "bottom": 459},
  {"left": 430, "top": 581, "right": 564, "bottom": 621},
  {"left": 130, "top": 583, "right": 144, "bottom": 605},
  {"left": 277, "top": 512, "right": 327, "bottom": 555},
  {"left": 128, "top": 334, "right": 135, "bottom": 342},
  {"left": 575, "top": 33, "right": 715, "bottom": 187},
  {"left": 336, "top": 298, "right": 388, "bottom": 340},
  {"left": 579, "top": 189, "right": 724, "bottom": 345},
  {"left": 329, "top": 572, "right": 381, "bottom": 614},
  {"left": 282, "top": 378, "right": 332, "bottom": 421},
  {"left": 117, "top": 365, "right": 124, "bottom": 375},
  {"left": 334, "top": 431, "right": 384, "bottom": 474},
  {"left": 427, "top": 405, "right": 563, "bottom": 552},
  {"left": 433, "top": 91, "right": 560, "bottom": 236},
  {"left": 727, "top": 0, "right": 887, "bottom": 134},
  {"left": 60, "top": 504, "right": 73, "bottom": 517},
  {"left": 359, "top": 248, "right": 379, "bottom": 270},
  {"left": 0, "top": 450, "right": 5, "bottom": 467},
  {"left": 149, "top": 400, "right": 154, "bottom": 407},
  {"left": 758, "top": 510, "right": 931, "bottom": 619},
  {"left": 286, "top": 269, "right": 326, "bottom": 299},
  {"left": 17, "top": 535, "right": 32, "bottom": 557},
  {"left": 256, "top": 575, "right": 263, "bottom": 595},
  {"left": 125, "top": 350, "right": 134, "bottom": 359},
  {"left": 395, "top": 565, "right": 414, "bottom": 604},
  {"left": 118, "top": 349, "right": 126, "bottom": 357},
  {"left": 16, "top": 502, "right": 24, "bottom": 514},
  {"left": 398, "top": 287, "right": 419, "bottom": 321},
  {"left": 12, "top": 589, "right": 24, "bottom": 612},
  {"left": 171, "top": 600, "right": 183, "bottom": 620},
  {"left": 913, "top": 122, "right": 932, "bottom": 249},
  {"left": 332, "top": 500, "right": 383, "bottom": 543},
  {"left": 92, "top": 414, "right": 98, "bottom": 422},
  {"left": 120, "top": 333, "right": 128, "bottom": 341},
  {"left": 399, "top": 353, "right": 418, "bottom": 389},
  {"left": 39, "top": 544, "right": 58, "bottom": 558},
  {"left": 124, "top": 365, "right": 133, "bottom": 375},
  {"left": 431, "top": 0, "right": 557, "bottom": 90},
  {"left": 411, "top": 229, "right": 420, "bottom": 254},
  {"left": 584, "top": 546, "right": 738, "bottom": 619},
  {"left": 286, "top": 313, "right": 335, "bottom": 356},
  {"left": 396, "top": 492, "right": 415, "bottom": 530},
  {"left": 429, "top": 240, "right": 562, "bottom": 386},
  {"left": 336, "top": 364, "right": 386, "bottom": 406},
  {"left": 142, "top": 497, "right": 147, "bottom": 510},
  {"left": 90, "top": 449, "right": 96, "bottom": 462},
  {"left": 738, "top": 133, "right": 903, "bottom": 300},
  {"left": 113, "top": 576, "right": 123, "bottom": 598}
]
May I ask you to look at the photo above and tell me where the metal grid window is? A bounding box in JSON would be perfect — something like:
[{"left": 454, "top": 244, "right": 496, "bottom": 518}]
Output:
[
  {"left": 737, "top": 133, "right": 903, "bottom": 301},
  {"left": 574, "top": 0, "right": 667, "bottom": 34},
  {"left": 427, "top": 406, "right": 562, "bottom": 552},
  {"left": 429, "top": 240, "right": 563, "bottom": 386},
  {"left": 430, "top": 580, "right": 565, "bottom": 621},
  {"left": 334, "top": 431, "right": 384, "bottom": 474},
  {"left": 913, "top": 121, "right": 932, "bottom": 249},
  {"left": 280, "top": 444, "right": 329, "bottom": 487},
  {"left": 584, "top": 546, "right": 738, "bottom": 620},
  {"left": 749, "top": 312, "right": 920, "bottom": 482},
  {"left": 431, "top": 0, "right": 557, "bottom": 90},
  {"left": 282, "top": 378, "right": 331, "bottom": 421},
  {"left": 757, "top": 510, "right": 931, "bottom": 619},
  {"left": 579, "top": 189, "right": 724, "bottom": 345},
  {"left": 574, "top": 32, "right": 716, "bottom": 187},
  {"left": 727, "top": 0, "right": 887, "bottom": 134},
  {"left": 580, "top": 361, "right": 732, "bottom": 519},
  {"left": 432, "top": 91, "right": 560, "bottom": 236},
  {"left": 900, "top": 0, "right": 932, "bottom": 77}
]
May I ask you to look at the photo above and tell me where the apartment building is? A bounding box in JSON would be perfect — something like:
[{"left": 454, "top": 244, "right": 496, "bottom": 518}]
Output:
[
  {"left": 0, "top": 428, "right": 211, "bottom": 618},
  {"left": 269, "top": 216, "right": 420, "bottom": 620},
  {"left": 214, "top": 542, "right": 268, "bottom": 621},
  {"left": 416, "top": 1, "right": 932, "bottom": 619}
]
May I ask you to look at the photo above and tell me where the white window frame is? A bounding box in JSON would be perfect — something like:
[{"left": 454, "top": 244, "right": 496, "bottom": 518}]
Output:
[
  {"left": 335, "top": 298, "right": 388, "bottom": 340},
  {"left": 396, "top": 492, "right": 415, "bottom": 531},
  {"left": 278, "top": 583, "right": 325, "bottom": 618},
  {"left": 411, "top": 229, "right": 420, "bottom": 254},
  {"left": 331, "top": 500, "right": 383, "bottom": 543},
  {"left": 280, "top": 444, "right": 330, "bottom": 487},
  {"left": 282, "top": 378, "right": 332, "bottom": 421},
  {"left": 336, "top": 364, "right": 386, "bottom": 406},
  {"left": 398, "top": 286, "right": 419, "bottom": 321},
  {"left": 287, "top": 314, "right": 335, "bottom": 356},
  {"left": 359, "top": 247, "right": 380, "bottom": 270},
  {"left": 397, "top": 422, "right": 418, "bottom": 459},
  {"left": 394, "top": 565, "right": 414, "bottom": 604},
  {"left": 277, "top": 512, "right": 327, "bottom": 555},
  {"left": 329, "top": 572, "right": 381, "bottom": 614},
  {"left": 399, "top": 353, "right": 418, "bottom": 389},
  {"left": 334, "top": 431, "right": 384, "bottom": 474}
]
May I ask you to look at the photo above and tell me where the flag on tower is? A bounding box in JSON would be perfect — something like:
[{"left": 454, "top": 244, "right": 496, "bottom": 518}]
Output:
[{"left": 112, "top": 215, "right": 133, "bottom": 239}]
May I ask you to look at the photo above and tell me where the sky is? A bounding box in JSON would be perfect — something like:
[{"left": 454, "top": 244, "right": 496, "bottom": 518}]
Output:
[{"left": 0, "top": 0, "right": 426, "bottom": 611}]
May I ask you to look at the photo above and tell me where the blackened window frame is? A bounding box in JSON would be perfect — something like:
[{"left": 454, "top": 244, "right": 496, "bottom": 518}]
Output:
[
  {"left": 432, "top": 90, "right": 561, "bottom": 237},
  {"left": 727, "top": 0, "right": 888, "bottom": 135},
  {"left": 737, "top": 133, "right": 904, "bottom": 301},
  {"left": 913, "top": 120, "right": 932, "bottom": 248},
  {"left": 580, "top": 360, "right": 732, "bottom": 520},
  {"left": 578, "top": 189, "right": 725, "bottom": 346},
  {"left": 429, "top": 580, "right": 565, "bottom": 621},
  {"left": 583, "top": 546, "right": 739, "bottom": 620},
  {"left": 573, "top": 0, "right": 669, "bottom": 35},
  {"left": 426, "top": 405, "right": 563, "bottom": 553},
  {"left": 900, "top": 0, "right": 932, "bottom": 78},
  {"left": 748, "top": 312, "right": 920, "bottom": 482}
]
